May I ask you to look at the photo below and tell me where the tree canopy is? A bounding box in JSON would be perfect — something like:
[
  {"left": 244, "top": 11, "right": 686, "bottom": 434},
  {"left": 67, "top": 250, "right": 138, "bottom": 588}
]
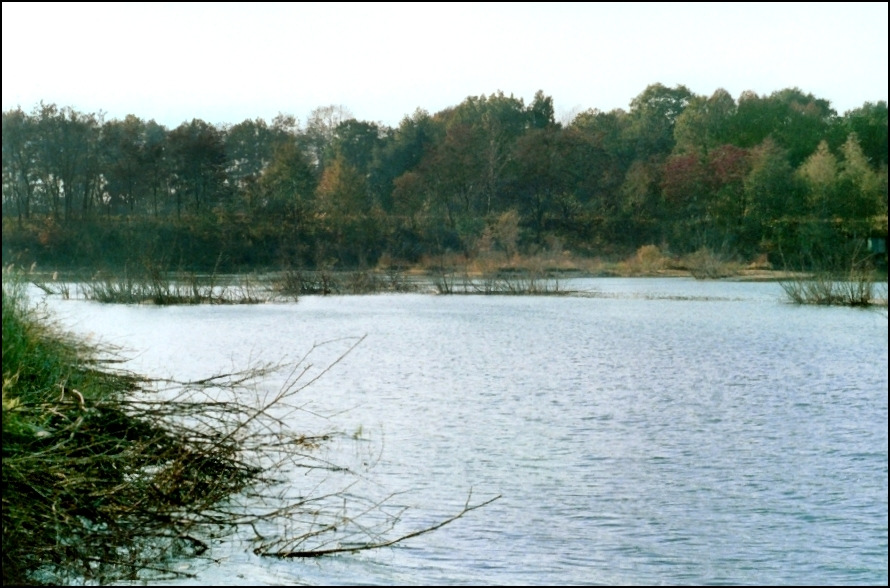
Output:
[{"left": 3, "top": 87, "right": 887, "bottom": 271}]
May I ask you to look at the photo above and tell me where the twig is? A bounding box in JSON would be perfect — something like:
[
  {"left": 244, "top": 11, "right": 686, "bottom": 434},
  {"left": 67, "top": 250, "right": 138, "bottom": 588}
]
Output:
[{"left": 263, "top": 493, "right": 501, "bottom": 558}]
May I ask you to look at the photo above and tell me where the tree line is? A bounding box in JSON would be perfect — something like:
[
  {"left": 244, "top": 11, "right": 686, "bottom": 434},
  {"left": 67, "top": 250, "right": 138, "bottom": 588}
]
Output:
[{"left": 2, "top": 85, "right": 887, "bottom": 271}]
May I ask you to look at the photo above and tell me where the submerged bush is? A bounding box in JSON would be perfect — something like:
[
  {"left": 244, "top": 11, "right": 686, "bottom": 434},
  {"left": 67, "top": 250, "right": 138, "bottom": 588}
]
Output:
[
  {"left": 780, "top": 270, "right": 883, "bottom": 306},
  {"left": 779, "top": 248, "right": 887, "bottom": 307},
  {"left": 78, "top": 268, "right": 267, "bottom": 305},
  {"left": 272, "top": 268, "right": 418, "bottom": 296}
]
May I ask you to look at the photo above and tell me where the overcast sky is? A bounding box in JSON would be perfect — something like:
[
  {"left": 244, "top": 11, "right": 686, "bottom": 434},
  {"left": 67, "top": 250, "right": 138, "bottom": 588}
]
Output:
[{"left": 3, "top": 2, "right": 887, "bottom": 129}]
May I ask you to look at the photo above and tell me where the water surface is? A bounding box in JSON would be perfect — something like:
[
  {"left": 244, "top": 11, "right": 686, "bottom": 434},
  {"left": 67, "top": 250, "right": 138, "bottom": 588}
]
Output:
[{"left": 37, "top": 279, "right": 889, "bottom": 585}]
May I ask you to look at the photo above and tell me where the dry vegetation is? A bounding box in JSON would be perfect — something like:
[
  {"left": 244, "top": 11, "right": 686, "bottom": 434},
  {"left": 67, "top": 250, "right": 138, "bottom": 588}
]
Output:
[
  {"left": 779, "top": 267, "right": 888, "bottom": 307},
  {"left": 777, "top": 244, "right": 888, "bottom": 307},
  {"left": 2, "top": 275, "right": 497, "bottom": 585}
]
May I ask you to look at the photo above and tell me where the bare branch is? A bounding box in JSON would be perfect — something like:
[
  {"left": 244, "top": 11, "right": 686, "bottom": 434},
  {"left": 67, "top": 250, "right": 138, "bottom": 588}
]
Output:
[{"left": 261, "top": 493, "right": 502, "bottom": 558}]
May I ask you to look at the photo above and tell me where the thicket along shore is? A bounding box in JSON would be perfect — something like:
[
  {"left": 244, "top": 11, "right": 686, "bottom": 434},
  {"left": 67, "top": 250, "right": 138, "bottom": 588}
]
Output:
[{"left": 1, "top": 274, "right": 497, "bottom": 585}]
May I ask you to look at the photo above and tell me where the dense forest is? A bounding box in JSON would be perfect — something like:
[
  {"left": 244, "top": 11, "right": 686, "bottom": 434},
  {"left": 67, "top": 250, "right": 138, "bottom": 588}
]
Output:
[{"left": 2, "top": 85, "right": 887, "bottom": 272}]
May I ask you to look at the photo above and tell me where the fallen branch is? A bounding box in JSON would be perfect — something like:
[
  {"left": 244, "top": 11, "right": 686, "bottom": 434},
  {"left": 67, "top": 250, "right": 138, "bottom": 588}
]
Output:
[
  {"left": 5, "top": 275, "right": 502, "bottom": 584},
  {"left": 260, "top": 492, "right": 502, "bottom": 558}
]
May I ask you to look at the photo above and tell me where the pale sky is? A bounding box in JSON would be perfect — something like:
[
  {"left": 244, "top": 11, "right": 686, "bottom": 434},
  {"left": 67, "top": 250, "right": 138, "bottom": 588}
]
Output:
[{"left": 3, "top": 2, "right": 888, "bottom": 129}]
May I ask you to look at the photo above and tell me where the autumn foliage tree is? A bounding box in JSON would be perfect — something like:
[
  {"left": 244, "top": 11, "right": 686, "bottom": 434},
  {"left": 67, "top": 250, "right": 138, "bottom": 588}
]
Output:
[{"left": 2, "top": 86, "right": 886, "bottom": 272}]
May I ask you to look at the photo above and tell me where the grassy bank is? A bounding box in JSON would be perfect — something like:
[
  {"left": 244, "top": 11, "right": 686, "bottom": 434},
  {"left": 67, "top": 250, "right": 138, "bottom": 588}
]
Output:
[{"left": 1, "top": 278, "right": 265, "bottom": 584}]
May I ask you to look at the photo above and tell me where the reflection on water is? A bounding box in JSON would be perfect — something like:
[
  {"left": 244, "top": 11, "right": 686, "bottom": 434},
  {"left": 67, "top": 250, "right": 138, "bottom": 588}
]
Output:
[{"left": 36, "top": 279, "right": 889, "bottom": 585}]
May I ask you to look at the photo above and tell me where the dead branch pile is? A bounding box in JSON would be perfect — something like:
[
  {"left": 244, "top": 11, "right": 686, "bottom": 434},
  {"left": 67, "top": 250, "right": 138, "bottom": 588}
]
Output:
[{"left": 3, "top": 296, "right": 498, "bottom": 586}]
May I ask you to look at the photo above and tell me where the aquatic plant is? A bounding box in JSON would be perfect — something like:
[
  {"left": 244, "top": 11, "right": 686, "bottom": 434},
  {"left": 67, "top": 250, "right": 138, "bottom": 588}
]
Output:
[
  {"left": 77, "top": 268, "right": 269, "bottom": 305},
  {"left": 779, "top": 245, "right": 887, "bottom": 307},
  {"left": 272, "top": 267, "right": 418, "bottom": 296},
  {"left": 779, "top": 268, "right": 883, "bottom": 306}
]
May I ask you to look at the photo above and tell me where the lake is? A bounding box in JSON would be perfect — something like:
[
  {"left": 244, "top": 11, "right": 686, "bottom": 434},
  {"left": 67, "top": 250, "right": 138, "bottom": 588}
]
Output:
[{"left": 35, "top": 278, "right": 888, "bottom": 585}]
